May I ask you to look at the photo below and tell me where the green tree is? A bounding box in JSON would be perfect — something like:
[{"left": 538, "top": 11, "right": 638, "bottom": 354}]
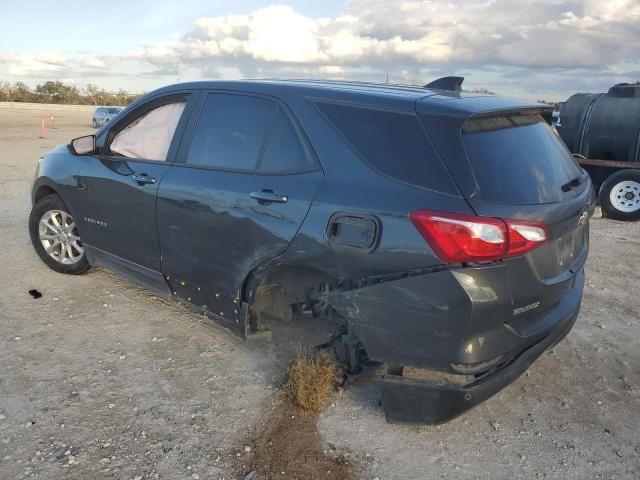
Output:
[
  {"left": 113, "top": 89, "right": 130, "bottom": 106},
  {"left": 34, "top": 81, "right": 81, "bottom": 104},
  {"left": 84, "top": 83, "right": 101, "bottom": 106},
  {"left": 0, "top": 79, "right": 141, "bottom": 105},
  {"left": 12, "top": 82, "right": 32, "bottom": 102},
  {"left": 471, "top": 88, "right": 495, "bottom": 95},
  {"left": 0, "top": 81, "right": 12, "bottom": 101}
]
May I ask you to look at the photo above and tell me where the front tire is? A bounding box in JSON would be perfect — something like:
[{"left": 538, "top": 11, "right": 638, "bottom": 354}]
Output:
[
  {"left": 29, "top": 194, "right": 90, "bottom": 274},
  {"left": 599, "top": 170, "right": 640, "bottom": 221},
  {"left": 92, "top": 118, "right": 98, "bottom": 128}
]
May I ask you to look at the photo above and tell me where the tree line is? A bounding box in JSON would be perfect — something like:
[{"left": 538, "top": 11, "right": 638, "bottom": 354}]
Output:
[{"left": 0, "top": 80, "right": 143, "bottom": 106}]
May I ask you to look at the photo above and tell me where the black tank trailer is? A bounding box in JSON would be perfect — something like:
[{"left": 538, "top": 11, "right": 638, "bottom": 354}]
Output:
[{"left": 556, "top": 83, "right": 640, "bottom": 220}]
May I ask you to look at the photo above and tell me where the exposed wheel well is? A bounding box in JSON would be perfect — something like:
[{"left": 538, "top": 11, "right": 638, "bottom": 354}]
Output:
[
  {"left": 244, "top": 264, "right": 339, "bottom": 328},
  {"left": 255, "top": 265, "right": 337, "bottom": 304}
]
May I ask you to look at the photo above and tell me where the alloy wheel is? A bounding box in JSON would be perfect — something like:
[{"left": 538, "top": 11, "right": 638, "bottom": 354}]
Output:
[{"left": 38, "top": 209, "right": 84, "bottom": 265}]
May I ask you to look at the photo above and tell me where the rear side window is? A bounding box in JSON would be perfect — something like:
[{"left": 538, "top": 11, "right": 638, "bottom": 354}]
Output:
[
  {"left": 462, "top": 115, "right": 583, "bottom": 204},
  {"left": 316, "top": 102, "right": 456, "bottom": 193},
  {"left": 187, "top": 94, "right": 277, "bottom": 170},
  {"left": 259, "top": 109, "right": 315, "bottom": 173}
]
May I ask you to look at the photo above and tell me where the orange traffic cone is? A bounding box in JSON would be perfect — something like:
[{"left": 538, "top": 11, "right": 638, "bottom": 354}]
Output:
[
  {"left": 39, "top": 117, "right": 46, "bottom": 138},
  {"left": 49, "top": 113, "right": 57, "bottom": 129}
]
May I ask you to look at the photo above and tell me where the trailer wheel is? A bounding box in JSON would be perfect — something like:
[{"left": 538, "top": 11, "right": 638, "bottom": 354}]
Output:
[{"left": 599, "top": 169, "right": 640, "bottom": 221}]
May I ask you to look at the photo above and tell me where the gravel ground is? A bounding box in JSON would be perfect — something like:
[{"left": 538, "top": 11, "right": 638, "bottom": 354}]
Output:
[{"left": 0, "top": 108, "right": 639, "bottom": 480}]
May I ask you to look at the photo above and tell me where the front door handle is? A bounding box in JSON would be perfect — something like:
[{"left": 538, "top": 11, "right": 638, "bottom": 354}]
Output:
[
  {"left": 132, "top": 174, "right": 156, "bottom": 185},
  {"left": 250, "top": 189, "right": 288, "bottom": 204}
]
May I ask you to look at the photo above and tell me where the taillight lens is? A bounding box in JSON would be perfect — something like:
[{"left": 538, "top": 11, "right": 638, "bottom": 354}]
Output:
[
  {"left": 409, "top": 210, "right": 548, "bottom": 263},
  {"left": 507, "top": 222, "right": 549, "bottom": 256}
]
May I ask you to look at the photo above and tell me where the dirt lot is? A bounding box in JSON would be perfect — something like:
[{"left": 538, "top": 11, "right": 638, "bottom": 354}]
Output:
[{"left": 0, "top": 107, "right": 639, "bottom": 480}]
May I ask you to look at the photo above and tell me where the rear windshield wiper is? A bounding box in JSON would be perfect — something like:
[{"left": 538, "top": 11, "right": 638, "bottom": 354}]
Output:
[{"left": 561, "top": 173, "right": 588, "bottom": 192}]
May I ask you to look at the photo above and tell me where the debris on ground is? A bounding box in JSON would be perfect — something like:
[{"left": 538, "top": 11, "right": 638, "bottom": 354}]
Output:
[
  {"left": 238, "top": 395, "right": 355, "bottom": 480},
  {"left": 28, "top": 289, "right": 42, "bottom": 299},
  {"left": 236, "top": 352, "right": 352, "bottom": 479},
  {"left": 284, "top": 350, "right": 341, "bottom": 412}
]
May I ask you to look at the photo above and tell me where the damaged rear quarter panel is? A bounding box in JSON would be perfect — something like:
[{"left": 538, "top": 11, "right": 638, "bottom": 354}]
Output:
[{"left": 328, "top": 263, "right": 517, "bottom": 370}]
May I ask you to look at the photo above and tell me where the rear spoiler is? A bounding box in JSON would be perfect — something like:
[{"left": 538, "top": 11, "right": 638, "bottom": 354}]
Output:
[
  {"left": 466, "top": 107, "right": 555, "bottom": 123},
  {"left": 462, "top": 107, "right": 556, "bottom": 133},
  {"left": 423, "top": 77, "right": 553, "bottom": 125}
]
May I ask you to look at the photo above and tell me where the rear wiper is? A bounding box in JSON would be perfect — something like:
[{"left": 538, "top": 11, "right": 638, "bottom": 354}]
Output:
[{"left": 561, "top": 174, "right": 587, "bottom": 192}]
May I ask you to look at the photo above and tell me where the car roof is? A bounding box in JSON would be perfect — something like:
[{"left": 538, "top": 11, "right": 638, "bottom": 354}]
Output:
[
  {"left": 134, "top": 79, "right": 546, "bottom": 117},
  {"left": 159, "top": 79, "right": 431, "bottom": 98}
]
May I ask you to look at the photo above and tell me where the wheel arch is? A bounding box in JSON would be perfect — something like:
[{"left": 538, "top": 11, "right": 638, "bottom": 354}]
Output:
[
  {"left": 243, "top": 261, "right": 339, "bottom": 307},
  {"left": 33, "top": 184, "right": 58, "bottom": 205},
  {"left": 32, "top": 178, "right": 85, "bottom": 225}
]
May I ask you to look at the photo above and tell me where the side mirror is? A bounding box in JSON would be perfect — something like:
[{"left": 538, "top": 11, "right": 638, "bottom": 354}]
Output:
[{"left": 69, "top": 135, "right": 96, "bottom": 155}]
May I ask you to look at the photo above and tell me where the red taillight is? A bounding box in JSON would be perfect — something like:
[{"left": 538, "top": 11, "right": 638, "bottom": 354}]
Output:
[
  {"left": 409, "top": 210, "right": 548, "bottom": 264},
  {"left": 505, "top": 221, "right": 549, "bottom": 257}
]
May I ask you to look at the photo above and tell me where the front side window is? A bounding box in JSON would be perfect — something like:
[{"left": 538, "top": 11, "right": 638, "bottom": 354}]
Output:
[
  {"left": 186, "top": 94, "right": 277, "bottom": 170},
  {"left": 110, "top": 101, "right": 186, "bottom": 161}
]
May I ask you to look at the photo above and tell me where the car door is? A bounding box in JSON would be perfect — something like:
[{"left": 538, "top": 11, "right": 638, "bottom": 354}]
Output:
[
  {"left": 156, "top": 91, "right": 324, "bottom": 317},
  {"left": 73, "top": 91, "right": 196, "bottom": 274}
]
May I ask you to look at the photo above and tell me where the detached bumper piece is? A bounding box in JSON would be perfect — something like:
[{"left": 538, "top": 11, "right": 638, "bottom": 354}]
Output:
[{"left": 376, "top": 306, "right": 579, "bottom": 424}]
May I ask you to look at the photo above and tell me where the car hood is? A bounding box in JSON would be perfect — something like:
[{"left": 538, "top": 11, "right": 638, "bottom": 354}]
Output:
[{"left": 47, "top": 143, "right": 69, "bottom": 155}]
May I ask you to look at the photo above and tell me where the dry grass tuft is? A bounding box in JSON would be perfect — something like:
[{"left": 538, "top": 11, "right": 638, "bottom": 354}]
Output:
[{"left": 284, "top": 350, "right": 341, "bottom": 412}]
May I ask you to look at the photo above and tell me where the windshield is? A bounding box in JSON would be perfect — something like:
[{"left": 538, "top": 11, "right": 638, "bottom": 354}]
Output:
[
  {"left": 462, "top": 115, "right": 584, "bottom": 204},
  {"left": 106, "top": 108, "right": 121, "bottom": 114}
]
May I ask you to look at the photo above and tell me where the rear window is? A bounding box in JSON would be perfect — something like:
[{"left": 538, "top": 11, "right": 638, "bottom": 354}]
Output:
[
  {"left": 186, "top": 93, "right": 277, "bottom": 171},
  {"left": 316, "top": 102, "right": 457, "bottom": 194},
  {"left": 462, "top": 115, "right": 583, "bottom": 204}
]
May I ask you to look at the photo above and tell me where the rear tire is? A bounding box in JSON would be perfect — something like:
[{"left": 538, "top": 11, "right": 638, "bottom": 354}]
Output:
[
  {"left": 599, "top": 170, "right": 640, "bottom": 221},
  {"left": 29, "top": 194, "right": 91, "bottom": 274}
]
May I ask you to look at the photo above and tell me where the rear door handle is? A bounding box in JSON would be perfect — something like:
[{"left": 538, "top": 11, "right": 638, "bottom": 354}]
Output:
[
  {"left": 132, "top": 174, "right": 156, "bottom": 185},
  {"left": 250, "top": 189, "right": 288, "bottom": 204}
]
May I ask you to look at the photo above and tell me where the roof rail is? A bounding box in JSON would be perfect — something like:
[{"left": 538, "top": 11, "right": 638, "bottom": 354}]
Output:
[{"left": 424, "top": 76, "right": 464, "bottom": 91}]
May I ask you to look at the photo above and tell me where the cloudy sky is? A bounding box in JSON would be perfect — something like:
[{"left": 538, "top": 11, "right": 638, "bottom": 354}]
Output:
[{"left": 1, "top": 0, "right": 639, "bottom": 101}]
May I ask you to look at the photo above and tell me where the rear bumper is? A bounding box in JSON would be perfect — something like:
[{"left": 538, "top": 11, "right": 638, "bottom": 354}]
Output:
[
  {"left": 329, "top": 260, "right": 585, "bottom": 424},
  {"left": 375, "top": 293, "right": 580, "bottom": 424}
]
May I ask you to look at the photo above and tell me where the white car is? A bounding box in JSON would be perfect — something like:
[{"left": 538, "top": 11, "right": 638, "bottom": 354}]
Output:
[{"left": 92, "top": 106, "right": 122, "bottom": 128}]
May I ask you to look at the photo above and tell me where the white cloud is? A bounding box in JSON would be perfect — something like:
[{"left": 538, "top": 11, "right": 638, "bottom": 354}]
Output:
[
  {"left": 0, "top": 53, "right": 66, "bottom": 76},
  {"left": 80, "top": 58, "right": 107, "bottom": 69},
  {"left": 34, "top": 53, "right": 66, "bottom": 67},
  {"left": 1, "top": 1, "right": 639, "bottom": 99},
  {"left": 124, "top": 1, "right": 639, "bottom": 73}
]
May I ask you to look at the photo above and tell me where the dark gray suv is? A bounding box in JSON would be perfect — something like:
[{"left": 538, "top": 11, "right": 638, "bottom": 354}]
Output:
[{"left": 29, "top": 79, "right": 594, "bottom": 423}]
